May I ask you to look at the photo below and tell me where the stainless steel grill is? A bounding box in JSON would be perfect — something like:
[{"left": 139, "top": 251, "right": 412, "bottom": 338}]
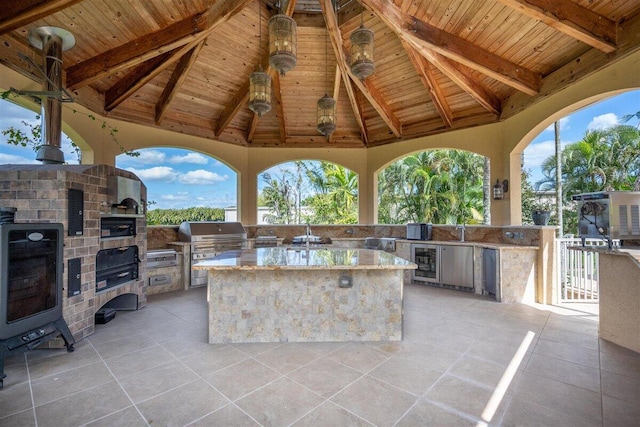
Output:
[{"left": 177, "top": 221, "right": 247, "bottom": 287}]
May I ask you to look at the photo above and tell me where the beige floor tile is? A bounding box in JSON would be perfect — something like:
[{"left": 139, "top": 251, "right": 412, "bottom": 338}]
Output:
[
  {"left": 533, "top": 337, "right": 600, "bottom": 369},
  {"left": 331, "top": 376, "right": 417, "bottom": 426},
  {"left": 510, "top": 371, "right": 602, "bottom": 422},
  {"left": 396, "top": 398, "right": 476, "bottom": 426},
  {"left": 1, "top": 354, "right": 29, "bottom": 388},
  {"left": 253, "top": 344, "right": 320, "bottom": 374},
  {"left": 31, "top": 361, "right": 114, "bottom": 406},
  {"left": 500, "top": 395, "right": 601, "bottom": 427},
  {"left": 424, "top": 374, "right": 495, "bottom": 420},
  {"left": 232, "top": 342, "right": 286, "bottom": 356},
  {"left": 466, "top": 338, "right": 530, "bottom": 367},
  {"left": 538, "top": 326, "right": 599, "bottom": 351},
  {"left": 292, "top": 401, "right": 374, "bottom": 426},
  {"left": 599, "top": 338, "right": 640, "bottom": 359},
  {"left": 524, "top": 353, "right": 601, "bottom": 392},
  {"left": 83, "top": 406, "right": 147, "bottom": 426},
  {"left": 288, "top": 357, "right": 363, "bottom": 398},
  {"left": 447, "top": 354, "right": 511, "bottom": 389},
  {"left": 117, "top": 360, "right": 199, "bottom": 403},
  {"left": 235, "top": 377, "right": 324, "bottom": 426},
  {"left": 189, "top": 403, "right": 260, "bottom": 426},
  {"left": 602, "top": 395, "right": 640, "bottom": 427},
  {"left": 600, "top": 350, "right": 640, "bottom": 379},
  {"left": 0, "top": 408, "right": 36, "bottom": 427},
  {"left": 90, "top": 333, "right": 157, "bottom": 360},
  {"left": 203, "top": 358, "right": 281, "bottom": 401},
  {"left": 601, "top": 369, "right": 640, "bottom": 403},
  {"left": 26, "top": 341, "right": 100, "bottom": 380},
  {"left": 0, "top": 381, "right": 33, "bottom": 419},
  {"left": 88, "top": 320, "right": 142, "bottom": 345},
  {"left": 104, "top": 344, "right": 176, "bottom": 379},
  {"left": 179, "top": 344, "right": 249, "bottom": 376},
  {"left": 326, "top": 342, "right": 391, "bottom": 373},
  {"left": 34, "top": 381, "right": 131, "bottom": 427},
  {"left": 368, "top": 355, "right": 445, "bottom": 395},
  {"left": 136, "top": 379, "right": 229, "bottom": 426}
]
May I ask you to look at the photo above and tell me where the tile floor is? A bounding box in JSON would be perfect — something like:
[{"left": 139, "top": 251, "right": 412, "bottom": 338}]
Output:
[{"left": 1, "top": 283, "right": 640, "bottom": 426}]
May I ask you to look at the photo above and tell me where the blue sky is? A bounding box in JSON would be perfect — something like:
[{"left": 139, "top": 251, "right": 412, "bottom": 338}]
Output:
[{"left": 1, "top": 89, "right": 639, "bottom": 210}]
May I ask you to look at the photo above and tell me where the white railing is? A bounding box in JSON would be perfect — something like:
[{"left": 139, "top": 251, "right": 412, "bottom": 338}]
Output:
[{"left": 556, "top": 237, "right": 619, "bottom": 302}]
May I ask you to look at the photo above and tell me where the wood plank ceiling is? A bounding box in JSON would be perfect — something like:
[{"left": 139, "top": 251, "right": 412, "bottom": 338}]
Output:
[{"left": 0, "top": 0, "right": 639, "bottom": 149}]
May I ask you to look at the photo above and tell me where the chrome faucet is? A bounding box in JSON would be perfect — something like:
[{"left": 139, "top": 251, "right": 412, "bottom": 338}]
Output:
[{"left": 456, "top": 224, "right": 466, "bottom": 242}]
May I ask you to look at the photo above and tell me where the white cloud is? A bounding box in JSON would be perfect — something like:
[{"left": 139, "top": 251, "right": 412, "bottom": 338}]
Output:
[
  {"left": 160, "top": 192, "right": 190, "bottom": 201},
  {"left": 587, "top": 113, "right": 618, "bottom": 131},
  {"left": 0, "top": 153, "right": 39, "bottom": 164},
  {"left": 126, "top": 166, "right": 177, "bottom": 182},
  {"left": 523, "top": 139, "right": 571, "bottom": 170},
  {"left": 179, "top": 169, "right": 229, "bottom": 185},
  {"left": 543, "top": 117, "right": 570, "bottom": 133},
  {"left": 169, "top": 152, "right": 208, "bottom": 165},
  {"left": 131, "top": 149, "right": 166, "bottom": 164}
]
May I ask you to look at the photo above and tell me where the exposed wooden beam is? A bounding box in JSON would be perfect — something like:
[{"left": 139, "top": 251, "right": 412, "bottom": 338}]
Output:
[
  {"left": 0, "top": 0, "right": 83, "bottom": 34},
  {"left": 215, "top": 80, "right": 250, "bottom": 137},
  {"left": 273, "top": 71, "right": 287, "bottom": 144},
  {"left": 320, "top": 0, "right": 399, "bottom": 138},
  {"left": 360, "top": 0, "right": 541, "bottom": 96},
  {"left": 420, "top": 49, "right": 501, "bottom": 116},
  {"left": 155, "top": 41, "right": 205, "bottom": 124},
  {"left": 496, "top": 0, "right": 617, "bottom": 53},
  {"left": 66, "top": 0, "right": 252, "bottom": 90},
  {"left": 401, "top": 40, "right": 453, "bottom": 128},
  {"left": 104, "top": 51, "right": 174, "bottom": 111}
]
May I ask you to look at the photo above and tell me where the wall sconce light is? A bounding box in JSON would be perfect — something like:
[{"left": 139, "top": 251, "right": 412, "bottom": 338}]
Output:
[{"left": 493, "top": 179, "right": 509, "bottom": 200}]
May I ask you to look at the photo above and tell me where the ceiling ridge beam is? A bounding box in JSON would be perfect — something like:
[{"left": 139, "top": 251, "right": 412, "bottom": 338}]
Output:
[
  {"left": 66, "top": 0, "right": 252, "bottom": 90},
  {"left": 401, "top": 40, "right": 453, "bottom": 128},
  {"left": 105, "top": 51, "right": 175, "bottom": 112},
  {"left": 320, "top": 0, "right": 401, "bottom": 139},
  {"left": 496, "top": 0, "right": 617, "bottom": 53},
  {"left": 0, "top": 0, "right": 83, "bottom": 35},
  {"left": 360, "top": 0, "right": 541, "bottom": 96},
  {"left": 155, "top": 40, "right": 206, "bottom": 124}
]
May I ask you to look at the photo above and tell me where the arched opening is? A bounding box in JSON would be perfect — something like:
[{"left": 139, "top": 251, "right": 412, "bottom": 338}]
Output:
[
  {"left": 257, "top": 160, "right": 358, "bottom": 224},
  {"left": 115, "top": 148, "right": 237, "bottom": 224},
  {"left": 518, "top": 89, "right": 640, "bottom": 234},
  {"left": 376, "top": 149, "right": 489, "bottom": 225}
]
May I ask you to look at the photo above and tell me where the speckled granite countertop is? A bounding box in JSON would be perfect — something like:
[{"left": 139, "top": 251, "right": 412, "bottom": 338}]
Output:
[{"left": 193, "top": 247, "right": 417, "bottom": 270}]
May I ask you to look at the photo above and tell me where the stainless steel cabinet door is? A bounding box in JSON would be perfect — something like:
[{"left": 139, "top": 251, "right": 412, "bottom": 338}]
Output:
[{"left": 440, "top": 245, "right": 473, "bottom": 288}]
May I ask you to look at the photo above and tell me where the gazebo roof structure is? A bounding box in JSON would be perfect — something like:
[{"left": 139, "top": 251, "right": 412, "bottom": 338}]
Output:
[{"left": 1, "top": 0, "right": 639, "bottom": 150}]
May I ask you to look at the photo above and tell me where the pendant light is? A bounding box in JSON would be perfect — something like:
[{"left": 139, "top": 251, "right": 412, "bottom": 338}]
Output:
[
  {"left": 249, "top": 5, "right": 271, "bottom": 117},
  {"left": 317, "top": 17, "right": 336, "bottom": 139},
  {"left": 268, "top": 4, "right": 297, "bottom": 75},
  {"left": 350, "top": 7, "right": 375, "bottom": 80}
]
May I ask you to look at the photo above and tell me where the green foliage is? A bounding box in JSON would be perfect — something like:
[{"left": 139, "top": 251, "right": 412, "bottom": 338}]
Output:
[
  {"left": 377, "top": 150, "right": 486, "bottom": 225},
  {"left": 146, "top": 207, "right": 225, "bottom": 225},
  {"left": 532, "top": 123, "right": 640, "bottom": 234},
  {"left": 258, "top": 161, "right": 358, "bottom": 225}
]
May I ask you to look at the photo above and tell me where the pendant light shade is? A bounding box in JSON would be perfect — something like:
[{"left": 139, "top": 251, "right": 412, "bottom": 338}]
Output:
[
  {"left": 268, "top": 14, "right": 297, "bottom": 75},
  {"left": 249, "top": 66, "right": 272, "bottom": 117},
  {"left": 350, "top": 25, "right": 375, "bottom": 80},
  {"left": 317, "top": 94, "right": 336, "bottom": 138}
]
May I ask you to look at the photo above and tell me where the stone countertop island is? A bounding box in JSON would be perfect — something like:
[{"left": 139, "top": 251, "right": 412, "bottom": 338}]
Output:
[{"left": 194, "top": 247, "right": 416, "bottom": 344}]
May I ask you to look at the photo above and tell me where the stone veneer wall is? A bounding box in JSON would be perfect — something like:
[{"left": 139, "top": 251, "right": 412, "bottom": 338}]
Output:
[{"left": 0, "top": 164, "right": 147, "bottom": 341}]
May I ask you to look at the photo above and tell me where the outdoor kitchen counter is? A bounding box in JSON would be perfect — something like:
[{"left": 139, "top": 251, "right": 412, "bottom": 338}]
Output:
[
  {"left": 571, "top": 246, "right": 640, "bottom": 354},
  {"left": 193, "top": 247, "right": 416, "bottom": 344}
]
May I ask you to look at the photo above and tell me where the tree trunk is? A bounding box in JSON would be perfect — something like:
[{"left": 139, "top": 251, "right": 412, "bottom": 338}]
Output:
[
  {"left": 483, "top": 156, "right": 491, "bottom": 224},
  {"left": 555, "top": 121, "right": 563, "bottom": 236}
]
